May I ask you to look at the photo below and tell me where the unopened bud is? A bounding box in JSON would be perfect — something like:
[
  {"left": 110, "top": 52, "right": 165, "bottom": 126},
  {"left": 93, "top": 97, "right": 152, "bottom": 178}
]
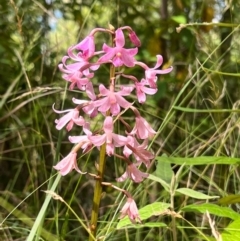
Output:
[{"left": 129, "top": 31, "right": 141, "bottom": 47}]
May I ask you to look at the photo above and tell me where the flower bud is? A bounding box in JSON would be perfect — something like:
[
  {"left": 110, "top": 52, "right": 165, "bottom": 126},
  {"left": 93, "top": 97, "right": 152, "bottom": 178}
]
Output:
[{"left": 129, "top": 31, "right": 141, "bottom": 47}]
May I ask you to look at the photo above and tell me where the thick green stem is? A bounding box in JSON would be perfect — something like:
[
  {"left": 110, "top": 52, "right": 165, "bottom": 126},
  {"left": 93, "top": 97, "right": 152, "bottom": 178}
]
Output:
[
  {"left": 89, "top": 66, "right": 115, "bottom": 241},
  {"left": 89, "top": 143, "right": 106, "bottom": 241},
  {"left": 89, "top": 29, "right": 115, "bottom": 240}
]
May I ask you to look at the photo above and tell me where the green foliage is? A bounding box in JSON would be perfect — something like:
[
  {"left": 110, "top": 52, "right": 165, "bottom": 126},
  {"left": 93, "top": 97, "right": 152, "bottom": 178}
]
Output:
[
  {"left": 156, "top": 156, "right": 240, "bottom": 165},
  {"left": 222, "top": 219, "right": 240, "bottom": 241},
  {"left": 181, "top": 203, "right": 240, "bottom": 220},
  {"left": 1, "top": 0, "right": 240, "bottom": 240}
]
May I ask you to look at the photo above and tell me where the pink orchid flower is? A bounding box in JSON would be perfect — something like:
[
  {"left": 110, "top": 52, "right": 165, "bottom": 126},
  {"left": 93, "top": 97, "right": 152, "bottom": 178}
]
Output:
[
  {"left": 131, "top": 115, "right": 156, "bottom": 139},
  {"left": 53, "top": 152, "right": 86, "bottom": 176},
  {"left": 116, "top": 163, "right": 148, "bottom": 183},
  {"left": 88, "top": 116, "right": 127, "bottom": 156},
  {"left": 72, "top": 83, "right": 98, "bottom": 118},
  {"left": 58, "top": 41, "right": 100, "bottom": 90},
  {"left": 98, "top": 28, "right": 138, "bottom": 67},
  {"left": 135, "top": 78, "right": 158, "bottom": 103},
  {"left": 69, "top": 125, "right": 93, "bottom": 153},
  {"left": 59, "top": 59, "right": 92, "bottom": 91},
  {"left": 145, "top": 55, "right": 173, "bottom": 88},
  {"left": 93, "top": 84, "right": 133, "bottom": 116},
  {"left": 135, "top": 55, "right": 173, "bottom": 88},
  {"left": 53, "top": 105, "right": 85, "bottom": 131},
  {"left": 123, "top": 136, "right": 154, "bottom": 167},
  {"left": 73, "top": 35, "right": 95, "bottom": 59},
  {"left": 53, "top": 105, "right": 79, "bottom": 131},
  {"left": 119, "top": 197, "right": 141, "bottom": 223}
]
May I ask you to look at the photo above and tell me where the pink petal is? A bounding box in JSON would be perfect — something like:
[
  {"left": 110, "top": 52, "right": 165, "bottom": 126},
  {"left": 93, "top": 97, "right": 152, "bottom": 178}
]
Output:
[
  {"left": 136, "top": 91, "right": 146, "bottom": 103},
  {"left": 99, "top": 84, "right": 109, "bottom": 95},
  {"left": 112, "top": 56, "right": 124, "bottom": 67},
  {"left": 86, "top": 82, "right": 96, "bottom": 100},
  {"left": 116, "top": 171, "right": 128, "bottom": 182},
  {"left": 121, "top": 49, "right": 137, "bottom": 67},
  {"left": 72, "top": 97, "right": 88, "bottom": 105},
  {"left": 115, "top": 94, "right": 131, "bottom": 108},
  {"left": 54, "top": 152, "right": 87, "bottom": 176},
  {"left": 112, "top": 134, "right": 127, "bottom": 146},
  {"left": 103, "top": 116, "right": 113, "bottom": 133},
  {"left": 141, "top": 86, "right": 158, "bottom": 95},
  {"left": 154, "top": 67, "right": 173, "bottom": 74},
  {"left": 89, "top": 134, "right": 106, "bottom": 146},
  {"left": 55, "top": 111, "right": 75, "bottom": 130},
  {"left": 74, "top": 35, "right": 95, "bottom": 58},
  {"left": 118, "top": 86, "right": 134, "bottom": 96},
  {"left": 95, "top": 98, "right": 111, "bottom": 113},
  {"left": 110, "top": 102, "right": 121, "bottom": 116},
  {"left": 153, "top": 55, "right": 163, "bottom": 69},
  {"left": 69, "top": 135, "right": 88, "bottom": 143},
  {"left": 115, "top": 29, "right": 125, "bottom": 47},
  {"left": 106, "top": 143, "right": 114, "bottom": 156},
  {"left": 98, "top": 44, "right": 115, "bottom": 63},
  {"left": 119, "top": 198, "right": 141, "bottom": 223}
]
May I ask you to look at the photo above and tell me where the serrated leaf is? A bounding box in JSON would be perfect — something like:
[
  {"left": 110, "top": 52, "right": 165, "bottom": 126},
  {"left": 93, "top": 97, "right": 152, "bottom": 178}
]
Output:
[
  {"left": 176, "top": 188, "right": 219, "bottom": 200},
  {"left": 155, "top": 156, "right": 174, "bottom": 184},
  {"left": 117, "top": 202, "right": 171, "bottom": 229},
  {"left": 171, "top": 15, "right": 187, "bottom": 24},
  {"left": 218, "top": 195, "right": 240, "bottom": 205},
  {"left": 181, "top": 203, "right": 240, "bottom": 220},
  {"left": 222, "top": 218, "right": 240, "bottom": 241},
  {"left": 156, "top": 156, "right": 240, "bottom": 165}
]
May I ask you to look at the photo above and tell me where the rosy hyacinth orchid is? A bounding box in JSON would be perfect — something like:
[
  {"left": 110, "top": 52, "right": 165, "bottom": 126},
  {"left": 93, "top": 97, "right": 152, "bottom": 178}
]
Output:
[
  {"left": 69, "top": 131, "right": 93, "bottom": 153},
  {"left": 53, "top": 105, "right": 80, "bottom": 131},
  {"left": 93, "top": 84, "right": 133, "bottom": 116},
  {"left": 135, "top": 78, "right": 158, "bottom": 103},
  {"left": 53, "top": 152, "right": 86, "bottom": 176},
  {"left": 116, "top": 163, "right": 148, "bottom": 183},
  {"left": 145, "top": 55, "right": 173, "bottom": 88},
  {"left": 131, "top": 115, "right": 157, "bottom": 139},
  {"left": 98, "top": 28, "right": 138, "bottom": 67},
  {"left": 54, "top": 26, "right": 173, "bottom": 227},
  {"left": 124, "top": 137, "right": 154, "bottom": 167},
  {"left": 134, "top": 55, "right": 173, "bottom": 88},
  {"left": 72, "top": 35, "right": 95, "bottom": 59},
  {"left": 89, "top": 116, "right": 127, "bottom": 155},
  {"left": 119, "top": 197, "right": 141, "bottom": 223}
]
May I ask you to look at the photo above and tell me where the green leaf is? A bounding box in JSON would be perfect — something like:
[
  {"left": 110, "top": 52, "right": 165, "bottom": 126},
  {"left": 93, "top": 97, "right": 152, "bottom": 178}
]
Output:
[
  {"left": 116, "top": 222, "right": 167, "bottom": 229},
  {"left": 117, "top": 202, "right": 171, "bottom": 229},
  {"left": 147, "top": 174, "right": 170, "bottom": 191},
  {"left": 155, "top": 155, "right": 174, "bottom": 184},
  {"left": 181, "top": 203, "right": 240, "bottom": 220},
  {"left": 171, "top": 15, "right": 187, "bottom": 24},
  {"left": 176, "top": 188, "right": 219, "bottom": 199},
  {"left": 218, "top": 195, "right": 240, "bottom": 205},
  {"left": 141, "top": 222, "right": 167, "bottom": 228},
  {"left": 222, "top": 219, "right": 240, "bottom": 241},
  {"left": 173, "top": 106, "right": 240, "bottom": 113},
  {"left": 156, "top": 156, "right": 240, "bottom": 165}
]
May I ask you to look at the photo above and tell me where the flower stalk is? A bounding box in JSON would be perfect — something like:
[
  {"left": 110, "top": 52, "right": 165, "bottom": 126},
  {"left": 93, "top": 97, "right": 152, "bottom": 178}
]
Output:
[
  {"left": 90, "top": 41, "right": 116, "bottom": 238},
  {"left": 89, "top": 143, "right": 106, "bottom": 240},
  {"left": 52, "top": 25, "right": 172, "bottom": 240}
]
